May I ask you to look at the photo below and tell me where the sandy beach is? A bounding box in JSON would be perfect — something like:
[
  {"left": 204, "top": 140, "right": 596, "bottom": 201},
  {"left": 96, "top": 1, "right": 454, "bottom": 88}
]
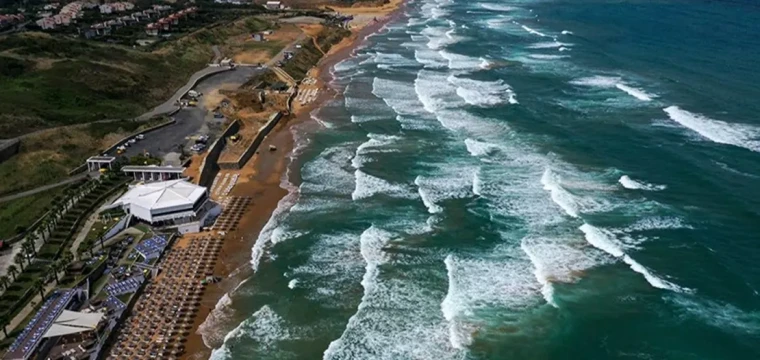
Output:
[{"left": 180, "top": 3, "right": 406, "bottom": 359}]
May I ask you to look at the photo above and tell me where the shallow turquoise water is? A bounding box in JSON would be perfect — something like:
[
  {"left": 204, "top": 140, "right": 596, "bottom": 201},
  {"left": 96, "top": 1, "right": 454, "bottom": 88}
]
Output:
[{"left": 206, "top": 0, "right": 760, "bottom": 359}]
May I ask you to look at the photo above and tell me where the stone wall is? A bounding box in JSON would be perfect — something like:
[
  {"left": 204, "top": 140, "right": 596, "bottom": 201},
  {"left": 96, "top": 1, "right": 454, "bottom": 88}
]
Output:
[
  {"left": 197, "top": 120, "right": 240, "bottom": 188},
  {"left": 217, "top": 112, "right": 283, "bottom": 170}
]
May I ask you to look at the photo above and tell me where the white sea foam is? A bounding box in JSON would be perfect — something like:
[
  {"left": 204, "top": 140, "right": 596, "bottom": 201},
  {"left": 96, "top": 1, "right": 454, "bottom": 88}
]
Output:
[
  {"left": 528, "top": 54, "right": 570, "bottom": 60},
  {"left": 561, "top": 30, "right": 573, "bottom": 35},
  {"left": 485, "top": 16, "right": 511, "bottom": 29},
  {"left": 352, "top": 170, "right": 416, "bottom": 200},
  {"left": 663, "top": 106, "right": 760, "bottom": 152},
  {"left": 414, "top": 166, "right": 476, "bottom": 214},
  {"left": 287, "top": 279, "right": 298, "bottom": 289},
  {"left": 421, "top": 26, "right": 459, "bottom": 50},
  {"left": 250, "top": 181, "right": 298, "bottom": 272},
  {"left": 371, "top": 51, "right": 419, "bottom": 68},
  {"left": 558, "top": 46, "right": 571, "bottom": 52},
  {"left": 520, "top": 24, "right": 549, "bottom": 37},
  {"left": 540, "top": 168, "right": 581, "bottom": 218},
  {"left": 441, "top": 250, "right": 543, "bottom": 348},
  {"left": 414, "top": 48, "right": 448, "bottom": 68},
  {"left": 571, "top": 76, "right": 656, "bottom": 101},
  {"left": 215, "top": 293, "right": 232, "bottom": 310},
  {"left": 521, "top": 236, "right": 603, "bottom": 308},
  {"left": 472, "top": 170, "right": 483, "bottom": 196},
  {"left": 579, "top": 224, "right": 686, "bottom": 292},
  {"left": 464, "top": 138, "right": 502, "bottom": 157},
  {"left": 624, "top": 217, "right": 693, "bottom": 232},
  {"left": 209, "top": 305, "right": 291, "bottom": 360},
  {"left": 615, "top": 84, "right": 655, "bottom": 101},
  {"left": 416, "top": 176, "right": 443, "bottom": 214},
  {"left": 324, "top": 226, "right": 459, "bottom": 360},
  {"left": 618, "top": 175, "right": 666, "bottom": 191},
  {"left": 372, "top": 77, "right": 426, "bottom": 116},
  {"left": 527, "top": 41, "right": 571, "bottom": 49},
  {"left": 448, "top": 75, "right": 518, "bottom": 106},
  {"left": 668, "top": 296, "right": 760, "bottom": 335},
  {"left": 439, "top": 50, "right": 484, "bottom": 70},
  {"left": 480, "top": 3, "right": 517, "bottom": 11},
  {"left": 300, "top": 146, "right": 355, "bottom": 195}
]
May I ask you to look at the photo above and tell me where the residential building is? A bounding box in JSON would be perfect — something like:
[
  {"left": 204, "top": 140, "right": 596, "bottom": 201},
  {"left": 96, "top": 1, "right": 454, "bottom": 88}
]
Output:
[
  {"left": 36, "top": 17, "right": 56, "bottom": 29},
  {"left": 145, "top": 23, "right": 158, "bottom": 36},
  {"left": 265, "top": 1, "right": 283, "bottom": 10},
  {"left": 52, "top": 13, "right": 71, "bottom": 25}
]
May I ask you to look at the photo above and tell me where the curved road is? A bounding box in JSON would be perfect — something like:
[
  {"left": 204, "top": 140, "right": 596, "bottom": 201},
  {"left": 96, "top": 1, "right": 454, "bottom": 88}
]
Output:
[{"left": 137, "top": 65, "right": 233, "bottom": 120}]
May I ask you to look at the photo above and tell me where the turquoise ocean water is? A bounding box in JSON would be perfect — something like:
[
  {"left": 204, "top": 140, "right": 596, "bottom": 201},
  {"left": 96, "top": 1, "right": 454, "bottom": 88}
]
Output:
[{"left": 203, "top": 0, "right": 760, "bottom": 359}]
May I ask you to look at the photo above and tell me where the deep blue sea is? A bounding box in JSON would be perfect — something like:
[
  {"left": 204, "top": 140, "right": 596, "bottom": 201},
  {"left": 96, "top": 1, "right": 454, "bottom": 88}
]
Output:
[{"left": 204, "top": 0, "right": 760, "bottom": 359}]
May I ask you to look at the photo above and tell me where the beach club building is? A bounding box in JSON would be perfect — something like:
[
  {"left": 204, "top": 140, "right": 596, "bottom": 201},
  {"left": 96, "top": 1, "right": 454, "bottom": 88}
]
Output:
[{"left": 108, "top": 179, "right": 211, "bottom": 233}]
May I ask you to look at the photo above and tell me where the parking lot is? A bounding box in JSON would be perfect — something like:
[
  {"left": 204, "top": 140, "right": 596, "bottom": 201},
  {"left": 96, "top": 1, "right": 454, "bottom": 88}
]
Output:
[{"left": 119, "top": 67, "right": 262, "bottom": 165}]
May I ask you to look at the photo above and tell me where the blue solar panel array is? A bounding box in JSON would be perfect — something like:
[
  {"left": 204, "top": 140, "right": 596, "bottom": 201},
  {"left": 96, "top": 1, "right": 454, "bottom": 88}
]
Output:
[
  {"left": 134, "top": 235, "right": 168, "bottom": 260},
  {"left": 9, "top": 289, "right": 75, "bottom": 358},
  {"left": 105, "top": 275, "right": 144, "bottom": 297},
  {"left": 104, "top": 295, "right": 127, "bottom": 312}
]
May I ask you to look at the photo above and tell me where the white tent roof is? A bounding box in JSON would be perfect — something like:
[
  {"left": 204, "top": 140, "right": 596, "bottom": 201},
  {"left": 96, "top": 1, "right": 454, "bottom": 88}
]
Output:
[
  {"left": 112, "top": 179, "right": 206, "bottom": 210},
  {"left": 43, "top": 310, "right": 104, "bottom": 338}
]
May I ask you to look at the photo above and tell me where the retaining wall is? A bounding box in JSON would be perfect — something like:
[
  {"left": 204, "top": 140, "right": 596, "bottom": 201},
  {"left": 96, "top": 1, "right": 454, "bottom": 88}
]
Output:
[
  {"left": 197, "top": 120, "right": 240, "bottom": 188},
  {"left": 218, "top": 112, "right": 283, "bottom": 170},
  {"left": 0, "top": 139, "right": 20, "bottom": 164}
]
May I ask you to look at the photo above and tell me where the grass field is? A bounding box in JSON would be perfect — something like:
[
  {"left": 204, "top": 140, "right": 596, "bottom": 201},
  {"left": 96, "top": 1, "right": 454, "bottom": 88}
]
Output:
[
  {"left": 0, "top": 33, "right": 210, "bottom": 139},
  {"left": 0, "top": 187, "right": 63, "bottom": 239},
  {"left": 0, "top": 118, "right": 166, "bottom": 196}
]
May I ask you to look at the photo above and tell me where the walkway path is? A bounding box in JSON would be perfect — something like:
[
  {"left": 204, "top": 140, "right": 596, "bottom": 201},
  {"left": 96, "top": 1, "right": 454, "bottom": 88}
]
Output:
[
  {"left": 0, "top": 173, "right": 88, "bottom": 204},
  {"left": 0, "top": 280, "right": 57, "bottom": 342}
]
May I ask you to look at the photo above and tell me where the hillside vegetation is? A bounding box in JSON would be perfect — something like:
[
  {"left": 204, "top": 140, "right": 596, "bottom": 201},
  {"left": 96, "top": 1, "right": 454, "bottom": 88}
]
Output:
[{"left": 0, "top": 32, "right": 210, "bottom": 138}]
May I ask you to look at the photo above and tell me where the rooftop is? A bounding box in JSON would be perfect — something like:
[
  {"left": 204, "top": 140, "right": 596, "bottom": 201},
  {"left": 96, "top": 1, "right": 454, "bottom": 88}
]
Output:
[{"left": 112, "top": 179, "right": 206, "bottom": 211}]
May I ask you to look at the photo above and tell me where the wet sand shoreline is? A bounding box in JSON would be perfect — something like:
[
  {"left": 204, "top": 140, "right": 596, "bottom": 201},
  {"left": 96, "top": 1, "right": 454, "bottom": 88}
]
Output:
[{"left": 181, "top": 6, "right": 406, "bottom": 359}]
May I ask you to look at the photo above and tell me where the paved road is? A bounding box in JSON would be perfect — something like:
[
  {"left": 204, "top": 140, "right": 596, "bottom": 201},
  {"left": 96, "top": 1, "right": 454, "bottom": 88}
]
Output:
[
  {"left": 212, "top": 45, "right": 222, "bottom": 64},
  {"left": 137, "top": 66, "right": 234, "bottom": 121},
  {"left": 0, "top": 173, "right": 89, "bottom": 204}
]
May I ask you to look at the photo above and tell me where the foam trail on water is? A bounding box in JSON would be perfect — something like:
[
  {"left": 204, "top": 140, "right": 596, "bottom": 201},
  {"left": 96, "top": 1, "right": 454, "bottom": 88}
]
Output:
[
  {"left": 571, "top": 76, "right": 656, "bottom": 101},
  {"left": 416, "top": 176, "right": 443, "bottom": 214},
  {"left": 540, "top": 168, "right": 580, "bottom": 218},
  {"left": 579, "top": 224, "right": 687, "bottom": 292},
  {"left": 663, "top": 106, "right": 760, "bottom": 152},
  {"left": 520, "top": 242, "right": 557, "bottom": 308},
  {"left": 472, "top": 171, "right": 482, "bottom": 196},
  {"left": 615, "top": 84, "right": 654, "bottom": 101},
  {"left": 352, "top": 170, "right": 416, "bottom": 200},
  {"left": 520, "top": 24, "right": 549, "bottom": 37},
  {"left": 480, "top": 3, "right": 517, "bottom": 11},
  {"left": 618, "top": 175, "right": 667, "bottom": 191}
]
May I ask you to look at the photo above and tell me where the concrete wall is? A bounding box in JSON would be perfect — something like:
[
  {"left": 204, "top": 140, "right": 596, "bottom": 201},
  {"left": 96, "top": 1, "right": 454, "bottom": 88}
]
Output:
[
  {"left": 197, "top": 120, "right": 240, "bottom": 188},
  {"left": 0, "top": 138, "right": 20, "bottom": 164},
  {"left": 218, "top": 112, "right": 283, "bottom": 170}
]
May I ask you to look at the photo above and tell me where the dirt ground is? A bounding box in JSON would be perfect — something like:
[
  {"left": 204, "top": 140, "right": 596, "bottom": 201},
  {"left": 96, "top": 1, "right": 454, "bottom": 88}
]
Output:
[{"left": 229, "top": 23, "right": 304, "bottom": 65}]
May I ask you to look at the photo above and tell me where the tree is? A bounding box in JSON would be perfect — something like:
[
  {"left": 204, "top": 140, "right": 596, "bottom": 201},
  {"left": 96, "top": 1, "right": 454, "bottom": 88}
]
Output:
[
  {"left": 0, "top": 275, "right": 10, "bottom": 291},
  {"left": 97, "top": 229, "right": 107, "bottom": 249},
  {"left": 25, "top": 235, "right": 38, "bottom": 257},
  {"left": 32, "top": 278, "right": 45, "bottom": 300},
  {"left": 14, "top": 252, "right": 25, "bottom": 271},
  {"left": 7, "top": 265, "right": 18, "bottom": 281},
  {"left": 49, "top": 260, "right": 64, "bottom": 285}
]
